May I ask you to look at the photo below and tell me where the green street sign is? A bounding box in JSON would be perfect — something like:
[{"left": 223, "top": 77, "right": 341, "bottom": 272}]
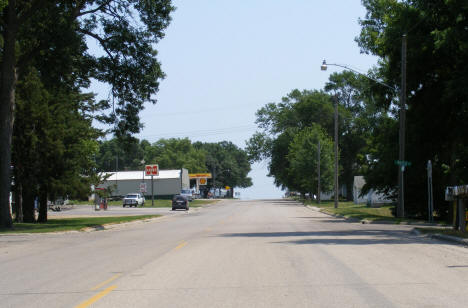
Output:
[{"left": 394, "top": 160, "right": 412, "bottom": 167}]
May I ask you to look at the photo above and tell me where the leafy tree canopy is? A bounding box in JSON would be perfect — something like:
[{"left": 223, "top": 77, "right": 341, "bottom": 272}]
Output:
[
  {"left": 357, "top": 0, "right": 468, "bottom": 217},
  {"left": 288, "top": 125, "right": 334, "bottom": 195},
  {"left": 194, "top": 141, "right": 253, "bottom": 189}
]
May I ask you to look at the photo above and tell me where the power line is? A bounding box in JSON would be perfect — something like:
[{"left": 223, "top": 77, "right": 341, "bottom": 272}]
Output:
[
  {"left": 140, "top": 102, "right": 259, "bottom": 119},
  {"left": 138, "top": 124, "right": 257, "bottom": 139}
]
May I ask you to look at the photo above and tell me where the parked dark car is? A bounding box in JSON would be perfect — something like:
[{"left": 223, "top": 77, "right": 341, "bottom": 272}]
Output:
[{"left": 172, "top": 195, "right": 189, "bottom": 211}]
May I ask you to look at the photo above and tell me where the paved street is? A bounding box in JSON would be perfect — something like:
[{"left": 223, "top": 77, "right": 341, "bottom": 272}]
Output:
[{"left": 1, "top": 199, "right": 468, "bottom": 307}]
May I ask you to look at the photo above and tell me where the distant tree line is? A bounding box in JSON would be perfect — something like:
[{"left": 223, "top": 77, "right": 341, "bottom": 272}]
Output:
[
  {"left": 96, "top": 137, "right": 253, "bottom": 191},
  {"left": 248, "top": 1, "right": 468, "bottom": 220}
]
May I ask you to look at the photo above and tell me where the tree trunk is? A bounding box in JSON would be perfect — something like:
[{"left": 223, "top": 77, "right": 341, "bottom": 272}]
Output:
[
  {"left": 22, "top": 188, "right": 35, "bottom": 223},
  {"left": 0, "top": 0, "right": 18, "bottom": 229},
  {"left": 14, "top": 183, "right": 23, "bottom": 222},
  {"left": 22, "top": 179, "right": 36, "bottom": 223},
  {"left": 448, "top": 142, "right": 457, "bottom": 226},
  {"left": 38, "top": 186, "right": 48, "bottom": 223}
]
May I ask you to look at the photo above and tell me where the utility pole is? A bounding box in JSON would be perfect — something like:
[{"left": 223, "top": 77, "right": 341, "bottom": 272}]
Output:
[
  {"left": 317, "top": 140, "right": 321, "bottom": 204},
  {"left": 427, "top": 160, "right": 434, "bottom": 223},
  {"left": 212, "top": 166, "right": 216, "bottom": 198},
  {"left": 397, "top": 34, "right": 407, "bottom": 218},
  {"left": 334, "top": 95, "right": 339, "bottom": 209},
  {"left": 115, "top": 152, "right": 118, "bottom": 196}
]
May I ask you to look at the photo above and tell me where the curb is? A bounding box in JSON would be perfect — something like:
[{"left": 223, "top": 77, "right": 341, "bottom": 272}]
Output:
[
  {"left": 305, "top": 205, "right": 388, "bottom": 224},
  {"left": 305, "top": 204, "right": 449, "bottom": 227},
  {"left": 0, "top": 215, "right": 167, "bottom": 236},
  {"left": 81, "top": 215, "right": 166, "bottom": 232},
  {"left": 412, "top": 228, "right": 468, "bottom": 246},
  {"left": 430, "top": 233, "right": 468, "bottom": 246}
]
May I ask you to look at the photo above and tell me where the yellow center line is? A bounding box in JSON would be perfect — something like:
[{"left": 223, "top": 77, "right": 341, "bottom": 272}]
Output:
[
  {"left": 205, "top": 228, "right": 212, "bottom": 232},
  {"left": 91, "top": 274, "right": 121, "bottom": 291},
  {"left": 175, "top": 241, "right": 188, "bottom": 250},
  {"left": 75, "top": 285, "right": 116, "bottom": 308}
]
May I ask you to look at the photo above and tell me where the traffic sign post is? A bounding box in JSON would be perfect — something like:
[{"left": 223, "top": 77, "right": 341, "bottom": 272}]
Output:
[{"left": 145, "top": 164, "right": 159, "bottom": 206}]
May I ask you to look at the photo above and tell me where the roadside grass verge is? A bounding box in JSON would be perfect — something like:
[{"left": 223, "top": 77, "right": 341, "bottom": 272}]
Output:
[
  {"left": 190, "top": 199, "right": 219, "bottom": 207},
  {"left": 0, "top": 215, "right": 161, "bottom": 234},
  {"left": 301, "top": 199, "right": 418, "bottom": 223},
  {"left": 415, "top": 227, "right": 468, "bottom": 239}
]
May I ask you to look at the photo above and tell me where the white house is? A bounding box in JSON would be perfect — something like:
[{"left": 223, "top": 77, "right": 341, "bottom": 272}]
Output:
[{"left": 353, "top": 175, "right": 392, "bottom": 205}]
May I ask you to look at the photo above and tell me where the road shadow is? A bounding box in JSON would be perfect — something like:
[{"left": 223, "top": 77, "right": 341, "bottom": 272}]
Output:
[
  {"left": 290, "top": 217, "right": 354, "bottom": 223},
  {"left": 258, "top": 199, "right": 302, "bottom": 204},
  {"left": 217, "top": 229, "right": 440, "bottom": 246}
]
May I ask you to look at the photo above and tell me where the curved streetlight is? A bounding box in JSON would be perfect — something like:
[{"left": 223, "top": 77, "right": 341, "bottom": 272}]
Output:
[
  {"left": 321, "top": 60, "right": 396, "bottom": 91},
  {"left": 320, "top": 60, "right": 340, "bottom": 209},
  {"left": 321, "top": 57, "right": 406, "bottom": 217}
]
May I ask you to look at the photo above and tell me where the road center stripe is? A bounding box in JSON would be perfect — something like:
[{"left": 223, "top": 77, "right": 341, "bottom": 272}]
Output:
[
  {"left": 75, "top": 285, "right": 116, "bottom": 308},
  {"left": 91, "top": 274, "right": 121, "bottom": 291},
  {"left": 175, "top": 241, "right": 187, "bottom": 250}
]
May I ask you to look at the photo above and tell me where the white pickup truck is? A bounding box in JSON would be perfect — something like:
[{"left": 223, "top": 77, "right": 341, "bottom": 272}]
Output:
[{"left": 123, "top": 193, "right": 145, "bottom": 207}]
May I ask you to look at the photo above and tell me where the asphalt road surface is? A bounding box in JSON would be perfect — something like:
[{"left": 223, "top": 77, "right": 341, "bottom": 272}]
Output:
[{"left": 1, "top": 199, "right": 468, "bottom": 308}]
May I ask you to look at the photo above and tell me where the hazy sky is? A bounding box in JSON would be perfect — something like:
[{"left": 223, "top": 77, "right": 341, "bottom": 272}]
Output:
[{"left": 94, "top": 1, "right": 378, "bottom": 199}]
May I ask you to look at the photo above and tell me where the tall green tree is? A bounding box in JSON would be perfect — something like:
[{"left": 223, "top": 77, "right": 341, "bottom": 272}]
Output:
[
  {"left": 194, "top": 141, "right": 253, "bottom": 190},
  {"left": 96, "top": 137, "right": 145, "bottom": 172},
  {"left": 96, "top": 138, "right": 208, "bottom": 173},
  {"left": 287, "top": 126, "right": 334, "bottom": 196},
  {"left": 148, "top": 138, "right": 207, "bottom": 173},
  {"left": 324, "top": 71, "right": 386, "bottom": 200},
  {"left": 0, "top": 1, "right": 174, "bottom": 227},
  {"left": 13, "top": 67, "right": 100, "bottom": 223},
  {"left": 357, "top": 0, "right": 468, "bottom": 217},
  {"left": 247, "top": 89, "right": 339, "bottom": 194}
]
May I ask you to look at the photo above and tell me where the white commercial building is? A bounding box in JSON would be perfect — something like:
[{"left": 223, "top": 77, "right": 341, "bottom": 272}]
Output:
[{"left": 99, "top": 169, "right": 189, "bottom": 198}]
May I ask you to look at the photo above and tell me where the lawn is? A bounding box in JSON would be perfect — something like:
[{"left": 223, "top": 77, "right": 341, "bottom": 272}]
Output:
[
  {"left": 303, "top": 200, "right": 404, "bottom": 223},
  {"left": 0, "top": 215, "right": 161, "bottom": 234}
]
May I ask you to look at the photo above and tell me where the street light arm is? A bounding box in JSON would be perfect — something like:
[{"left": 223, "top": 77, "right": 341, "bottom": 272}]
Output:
[{"left": 323, "top": 61, "right": 397, "bottom": 91}]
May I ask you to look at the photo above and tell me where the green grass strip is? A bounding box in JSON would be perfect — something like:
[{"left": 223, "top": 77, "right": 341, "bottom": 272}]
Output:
[
  {"left": 0, "top": 215, "right": 161, "bottom": 234},
  {"left": 302, "top": 200, "right": 420, "bottom": 224}
]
